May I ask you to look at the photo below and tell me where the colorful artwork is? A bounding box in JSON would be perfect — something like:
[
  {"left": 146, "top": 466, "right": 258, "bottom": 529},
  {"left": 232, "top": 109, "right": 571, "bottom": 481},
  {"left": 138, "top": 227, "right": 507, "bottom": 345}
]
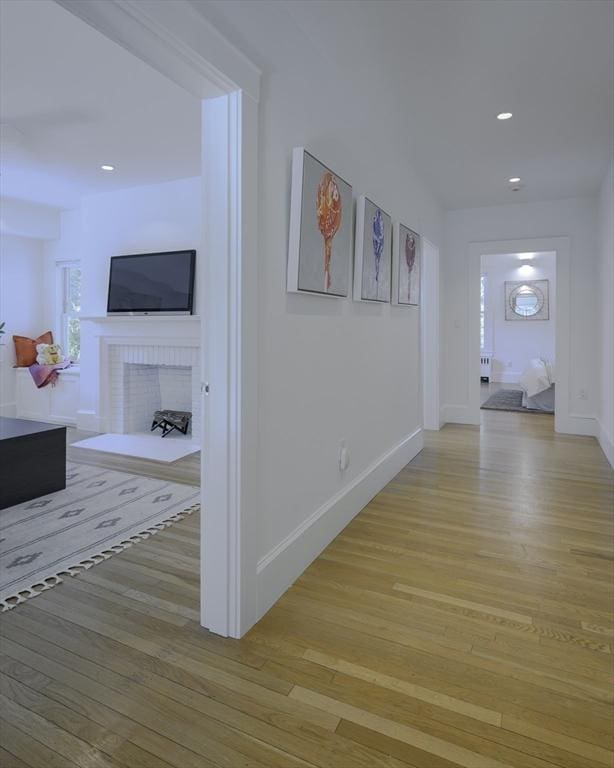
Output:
[
  {"left": 353, "top": 196, "right": 392, "bottom": 302},
  {"left": 287, "top": 148, "right": 353, "bottom": 297},
  {"left": 393, "top": 223, "right": 420, "bottom": 305},
  {"left": 316, "top": 172, "right": 342, "bottom": 291}
]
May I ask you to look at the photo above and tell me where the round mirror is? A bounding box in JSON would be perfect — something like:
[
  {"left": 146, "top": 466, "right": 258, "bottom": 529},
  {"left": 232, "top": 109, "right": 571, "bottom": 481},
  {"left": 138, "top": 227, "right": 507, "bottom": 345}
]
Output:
[{"left": 510, "top": 284, "right": 543, "bottom": 317}]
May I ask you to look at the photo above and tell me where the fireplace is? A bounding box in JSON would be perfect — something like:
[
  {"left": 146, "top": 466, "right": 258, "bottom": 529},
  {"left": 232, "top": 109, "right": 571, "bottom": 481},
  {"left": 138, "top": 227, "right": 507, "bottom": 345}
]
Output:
[{"left": 106, "top": 340, "right": 201, "bottom": 444}]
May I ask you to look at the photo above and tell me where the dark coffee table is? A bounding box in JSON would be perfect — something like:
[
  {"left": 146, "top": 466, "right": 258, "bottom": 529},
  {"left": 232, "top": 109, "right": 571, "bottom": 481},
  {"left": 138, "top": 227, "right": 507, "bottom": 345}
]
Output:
[{"left": 0, "top": 417, "right": 66, "bottom": 510}]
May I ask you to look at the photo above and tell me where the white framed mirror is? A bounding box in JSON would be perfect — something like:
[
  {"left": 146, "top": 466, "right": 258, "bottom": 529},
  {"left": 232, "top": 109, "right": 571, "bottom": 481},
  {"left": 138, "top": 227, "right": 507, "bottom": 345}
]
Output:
[{"left": 505, "top": 280, "right": 549, "bottom": 320}]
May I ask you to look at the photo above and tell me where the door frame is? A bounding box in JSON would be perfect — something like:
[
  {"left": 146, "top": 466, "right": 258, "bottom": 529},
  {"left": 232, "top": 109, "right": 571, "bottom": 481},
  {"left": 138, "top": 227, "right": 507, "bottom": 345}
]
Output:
[
  {"left": 421, "top": 238, "right": 440, "bottom": 430},
  {"left": 56, "top": 0, "right": 262, "bottom": 637},
  {"left": 468, "top": 237, "right": 574, "bottom": 435}
]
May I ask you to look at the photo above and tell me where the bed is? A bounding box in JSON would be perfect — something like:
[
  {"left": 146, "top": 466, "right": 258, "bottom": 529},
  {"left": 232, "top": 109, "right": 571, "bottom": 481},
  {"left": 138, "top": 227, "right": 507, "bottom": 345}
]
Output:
[{"left": 518, "top": 358, "right": 555, "bottom": 412}]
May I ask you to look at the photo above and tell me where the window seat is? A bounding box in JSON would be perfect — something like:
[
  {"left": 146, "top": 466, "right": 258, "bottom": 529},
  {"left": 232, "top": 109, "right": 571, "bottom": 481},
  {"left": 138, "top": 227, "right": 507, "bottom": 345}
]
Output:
[{"left": 16, "top": 366, "right": 80, "bottom": 427}]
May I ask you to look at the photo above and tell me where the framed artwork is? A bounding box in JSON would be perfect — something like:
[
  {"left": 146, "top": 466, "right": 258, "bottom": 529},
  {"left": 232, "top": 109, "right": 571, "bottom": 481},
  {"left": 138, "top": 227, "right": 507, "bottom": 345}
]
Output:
[
  {"left": 353, "top": 196, "right": 392, "bottom": 302},
  {"left": 505, "top": 280, "right": 549, "bottom": 320},
  {"left": 287, "top": 147, "right": 353, "bottom": 297},
  {"left": 392, "top": 222, "right": 421, "bottom": 306}
]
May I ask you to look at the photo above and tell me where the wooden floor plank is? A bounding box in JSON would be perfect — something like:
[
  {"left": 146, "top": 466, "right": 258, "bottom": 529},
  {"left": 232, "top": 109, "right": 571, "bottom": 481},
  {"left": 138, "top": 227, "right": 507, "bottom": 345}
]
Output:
[{"left": 1, "top": 409, "right": 612, "bottom": 767}]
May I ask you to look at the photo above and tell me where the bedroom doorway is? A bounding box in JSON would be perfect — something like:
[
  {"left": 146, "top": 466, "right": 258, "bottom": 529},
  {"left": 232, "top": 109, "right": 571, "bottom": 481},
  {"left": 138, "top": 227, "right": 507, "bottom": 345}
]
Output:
[
  {"left": 479, "top": 251, "right": 556, "bottom": 421},
  {"left": 467, "top": 237, "right": 573, "bottom": 435}
]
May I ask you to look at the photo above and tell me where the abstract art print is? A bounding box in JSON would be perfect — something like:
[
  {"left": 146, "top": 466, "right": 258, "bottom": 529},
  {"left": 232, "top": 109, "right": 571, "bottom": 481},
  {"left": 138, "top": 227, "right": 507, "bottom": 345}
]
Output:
[
  {"left": 393, "top": 222, "right": 421, "bottom": 306},
  {"left": 287, "top": 148, "right": 353, "bottom": 297},
  {"left": 353, "top": 196, "right": 392, "bottom": 302}
]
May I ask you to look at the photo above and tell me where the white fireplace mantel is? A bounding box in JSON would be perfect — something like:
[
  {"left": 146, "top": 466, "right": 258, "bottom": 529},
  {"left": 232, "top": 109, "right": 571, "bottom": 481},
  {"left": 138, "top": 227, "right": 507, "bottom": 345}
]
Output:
[{"left": 77, "top": 315, "right": 201, "bottom": 434}]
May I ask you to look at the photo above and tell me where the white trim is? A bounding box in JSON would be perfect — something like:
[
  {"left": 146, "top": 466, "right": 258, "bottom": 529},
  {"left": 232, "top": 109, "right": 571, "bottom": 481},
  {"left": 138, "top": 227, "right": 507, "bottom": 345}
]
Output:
[
  {"left": 0, "top": 402, "right": 17, "bottom": 418},
  {"left": 76, "top": 409, "right": 104, "bottom": 433},
  {"left": 201, "top": 92, "right": 259, "bottom": 638},
  {"left": 421, "top": 238, "right": 440, "bottom": 430},
  {"left": 55, "top": 0, "right": 261, "bottom": 101},
  {"left": 57, "top": 0, "right": 261, "bottom": 637},
  {"left": 441, "top": 404, "right": 473, "bottom": 424},
  {"left": 597, "top": 420, "right": 614, "bottom": 468},
  {"left": 257, "top": 428, "right": 424, "bottom": 617},
  {"left": 465, "top": 238, "right": 575, "bottom": 433},
  {"left": 18, "top": 411, "right": 77, "bottom": 428},
  {"left": 564, "top": 414, "right": 598, "bottom": 437},
  {"left": 492, "top": 372, "right": 521, "bottom": 384}
]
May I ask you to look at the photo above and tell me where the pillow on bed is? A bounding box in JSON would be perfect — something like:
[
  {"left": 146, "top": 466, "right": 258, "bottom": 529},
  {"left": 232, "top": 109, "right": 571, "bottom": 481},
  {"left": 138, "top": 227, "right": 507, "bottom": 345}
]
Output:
[{"left": 13, "top": 331, "right": 53, "bottom": 367}]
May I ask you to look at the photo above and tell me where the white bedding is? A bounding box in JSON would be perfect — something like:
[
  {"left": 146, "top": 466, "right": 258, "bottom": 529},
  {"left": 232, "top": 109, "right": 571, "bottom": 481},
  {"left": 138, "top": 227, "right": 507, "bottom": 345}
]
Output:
[
  {"left": 518, "top": 357, "right": 554, "bottom": 406},
  {"left": 518, "top": 358, "right": 555, "bottom": 399}
]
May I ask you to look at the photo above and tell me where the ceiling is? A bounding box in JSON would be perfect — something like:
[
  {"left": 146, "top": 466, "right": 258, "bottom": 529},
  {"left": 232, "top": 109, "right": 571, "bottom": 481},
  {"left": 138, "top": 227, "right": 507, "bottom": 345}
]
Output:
[
  {"left": 191, "top": 0, "right": 614, "bottom": 210},
  {"left": 481, "top": 252, "right": 556, "bottom": 270},
  {"left": 0, "top": 0, "right": 201, "bottom": 209}
]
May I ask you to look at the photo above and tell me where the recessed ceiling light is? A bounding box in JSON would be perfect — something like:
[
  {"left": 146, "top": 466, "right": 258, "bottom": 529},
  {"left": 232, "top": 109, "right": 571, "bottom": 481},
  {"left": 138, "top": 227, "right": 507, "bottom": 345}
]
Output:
[
  {"left": 497, "top": 112, "right": 513, "bottom": 120},
  {"left": 101, "top": 164, "right": 115, "bottom": 171},
  {"left": 508, "top": 177, "right": 521, "bottom": 183}
]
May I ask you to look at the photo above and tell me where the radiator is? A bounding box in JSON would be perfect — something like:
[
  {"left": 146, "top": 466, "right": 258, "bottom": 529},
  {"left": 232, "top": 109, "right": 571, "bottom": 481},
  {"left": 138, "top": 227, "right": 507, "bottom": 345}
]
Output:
[{"left": 480, "top": 353, "right": 492, "bottom": 382}]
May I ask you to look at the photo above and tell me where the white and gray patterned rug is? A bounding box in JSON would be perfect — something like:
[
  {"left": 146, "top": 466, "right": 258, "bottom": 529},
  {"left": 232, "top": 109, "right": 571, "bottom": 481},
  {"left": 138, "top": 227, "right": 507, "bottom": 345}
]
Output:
[{"left": 0, "top": 462, "right": 199, "bottom": 611}]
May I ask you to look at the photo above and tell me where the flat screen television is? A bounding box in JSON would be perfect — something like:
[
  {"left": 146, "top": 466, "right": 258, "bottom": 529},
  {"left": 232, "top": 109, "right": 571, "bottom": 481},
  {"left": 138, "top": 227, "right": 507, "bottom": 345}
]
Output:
[{"left": 107, "top": 250, "right": 196, "bottom": 315}]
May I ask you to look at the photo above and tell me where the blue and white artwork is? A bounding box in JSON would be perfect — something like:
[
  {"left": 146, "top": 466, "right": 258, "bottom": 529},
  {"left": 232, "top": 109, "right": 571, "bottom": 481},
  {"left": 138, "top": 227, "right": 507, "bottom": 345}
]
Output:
[{"left": 353, "top": 196, "right": 392, "bottom": 302}]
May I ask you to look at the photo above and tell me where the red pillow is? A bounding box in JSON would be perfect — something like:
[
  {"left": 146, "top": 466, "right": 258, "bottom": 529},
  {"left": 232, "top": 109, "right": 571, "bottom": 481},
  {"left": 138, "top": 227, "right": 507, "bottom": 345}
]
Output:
[{"left": 13, "top": 331, "right": 54, "bottom": 367}]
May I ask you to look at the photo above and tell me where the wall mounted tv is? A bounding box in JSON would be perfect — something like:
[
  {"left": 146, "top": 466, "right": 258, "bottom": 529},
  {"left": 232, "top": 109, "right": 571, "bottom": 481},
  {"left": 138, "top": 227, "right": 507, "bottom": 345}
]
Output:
[{"left": 107, "top": 250, "right": 196, "bottom": 315}]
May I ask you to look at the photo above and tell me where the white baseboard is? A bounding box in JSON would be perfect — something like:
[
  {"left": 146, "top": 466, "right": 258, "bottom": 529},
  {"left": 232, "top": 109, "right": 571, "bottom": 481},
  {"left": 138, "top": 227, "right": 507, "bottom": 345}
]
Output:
[
  {"left": 597, "top": 420, "right": 614, "bottom": 468},
  {"left": 77, "top": 409, "right": 104, "bottom": 433},
  {"left": 256, "top": 427, "right": 424, "bottom": 618},
  {"left": 17, "top": 409, "right": 76, "bottom": 427},
  {"left": 0, "top": 401, "right": 16, "bottom": 417},
  {"left": 557, "top": 413, "right": 598, "bottom": 438},
  {"left": 440, "top": 404, "right": 479, "bottom": 425},
  {"left": 492, "top": 372, "right": 520, "bottom": 384}
]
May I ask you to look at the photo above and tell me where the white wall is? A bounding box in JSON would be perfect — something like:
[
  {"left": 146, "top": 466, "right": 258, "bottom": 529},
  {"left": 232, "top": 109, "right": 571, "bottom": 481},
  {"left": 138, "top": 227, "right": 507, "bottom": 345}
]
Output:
[
  {"left": 482, "top": 252, "right": 556, "bottom": 383},
  {"left": 442, "top": 197, "right": 598, "bottom": 428},
  {"left": 44, "top": 177, "right": 202, "bottom": 429},
  {"left": 0, "top": 234, "right": 46, "bottom": 414},
  {"left": 0, "top": 197, "right": 60, "bottom": 240},
  {"left": 195, "top": 2, "right": 443, "bottom": 616},
  {"left": 597, "top": 163, "right": 614, "bottom": 466}
]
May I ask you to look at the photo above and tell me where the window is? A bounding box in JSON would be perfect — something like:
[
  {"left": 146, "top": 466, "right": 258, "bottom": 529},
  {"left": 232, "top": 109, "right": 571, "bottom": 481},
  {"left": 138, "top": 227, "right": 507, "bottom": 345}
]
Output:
[{"left": 58, "top": 262, "right": 81, "bottom": 362}]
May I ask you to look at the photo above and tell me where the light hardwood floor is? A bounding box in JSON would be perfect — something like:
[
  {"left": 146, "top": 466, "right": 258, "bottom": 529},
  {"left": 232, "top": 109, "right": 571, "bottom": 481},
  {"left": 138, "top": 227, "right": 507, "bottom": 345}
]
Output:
[{"left": 1, "top": 411, "right": 613, "bottom": 767}]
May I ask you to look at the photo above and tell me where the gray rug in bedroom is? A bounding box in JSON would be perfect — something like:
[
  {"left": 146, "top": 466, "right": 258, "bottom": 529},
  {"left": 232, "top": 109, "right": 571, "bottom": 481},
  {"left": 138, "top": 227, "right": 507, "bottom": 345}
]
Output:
[
  {"left": 0, "top": 462, "right": 199, "bottom": 611},
  {"left": 481, "top": 389, "right": 554, "bottom": 414}
]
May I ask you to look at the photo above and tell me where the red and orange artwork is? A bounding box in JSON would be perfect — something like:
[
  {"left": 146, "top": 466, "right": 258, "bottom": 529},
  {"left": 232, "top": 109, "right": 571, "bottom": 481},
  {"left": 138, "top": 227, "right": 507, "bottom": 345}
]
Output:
[{"left": 316, "top": 172, "right": 342, "bottom": 291}]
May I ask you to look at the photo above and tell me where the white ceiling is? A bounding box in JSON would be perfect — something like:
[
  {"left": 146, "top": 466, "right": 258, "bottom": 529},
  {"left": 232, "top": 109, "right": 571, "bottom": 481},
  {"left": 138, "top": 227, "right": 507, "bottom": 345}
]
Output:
[
  {"left": 0, "top": 0, "right": 201, "bottom": 209},
  {"left": 192, "top": 0, "right": 614, "bottom": 210}
]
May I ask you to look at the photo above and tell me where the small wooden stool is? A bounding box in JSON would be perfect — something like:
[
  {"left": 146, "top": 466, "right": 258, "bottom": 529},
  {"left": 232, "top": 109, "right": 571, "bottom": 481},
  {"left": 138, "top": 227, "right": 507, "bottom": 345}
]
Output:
[{"left": 151, "top": 410, "right": 192, "bottom": 438}]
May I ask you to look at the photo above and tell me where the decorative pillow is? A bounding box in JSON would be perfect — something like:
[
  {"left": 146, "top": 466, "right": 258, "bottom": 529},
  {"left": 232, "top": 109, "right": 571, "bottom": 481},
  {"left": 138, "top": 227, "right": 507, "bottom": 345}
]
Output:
[{"left": 13, "top": 331, "right": 53, "bottom": 367}]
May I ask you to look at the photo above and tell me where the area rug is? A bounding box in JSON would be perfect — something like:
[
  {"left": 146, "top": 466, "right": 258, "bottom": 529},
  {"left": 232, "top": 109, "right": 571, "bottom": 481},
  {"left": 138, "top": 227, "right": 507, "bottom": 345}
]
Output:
[
  {"left": 481, "top": 389, "right": 554, "bottom": 414},
  {"left": 0, "top": 462, "right": 199, "bottom": 611}
]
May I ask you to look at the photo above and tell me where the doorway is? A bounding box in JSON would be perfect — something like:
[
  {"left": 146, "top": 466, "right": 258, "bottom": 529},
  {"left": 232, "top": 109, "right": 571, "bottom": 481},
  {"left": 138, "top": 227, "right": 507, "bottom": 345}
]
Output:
[
  {"left": 479, "top": 251, "right": 556, "bottom": 419},
  {"left": 421, "top": 238, "right": 440, "bottom": 430},
  {"left": 468, "top": 237, "right": 574, "bottom": 435},
  {"left": 56, "top": 0, "right": 261, "bottom": 637}
]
